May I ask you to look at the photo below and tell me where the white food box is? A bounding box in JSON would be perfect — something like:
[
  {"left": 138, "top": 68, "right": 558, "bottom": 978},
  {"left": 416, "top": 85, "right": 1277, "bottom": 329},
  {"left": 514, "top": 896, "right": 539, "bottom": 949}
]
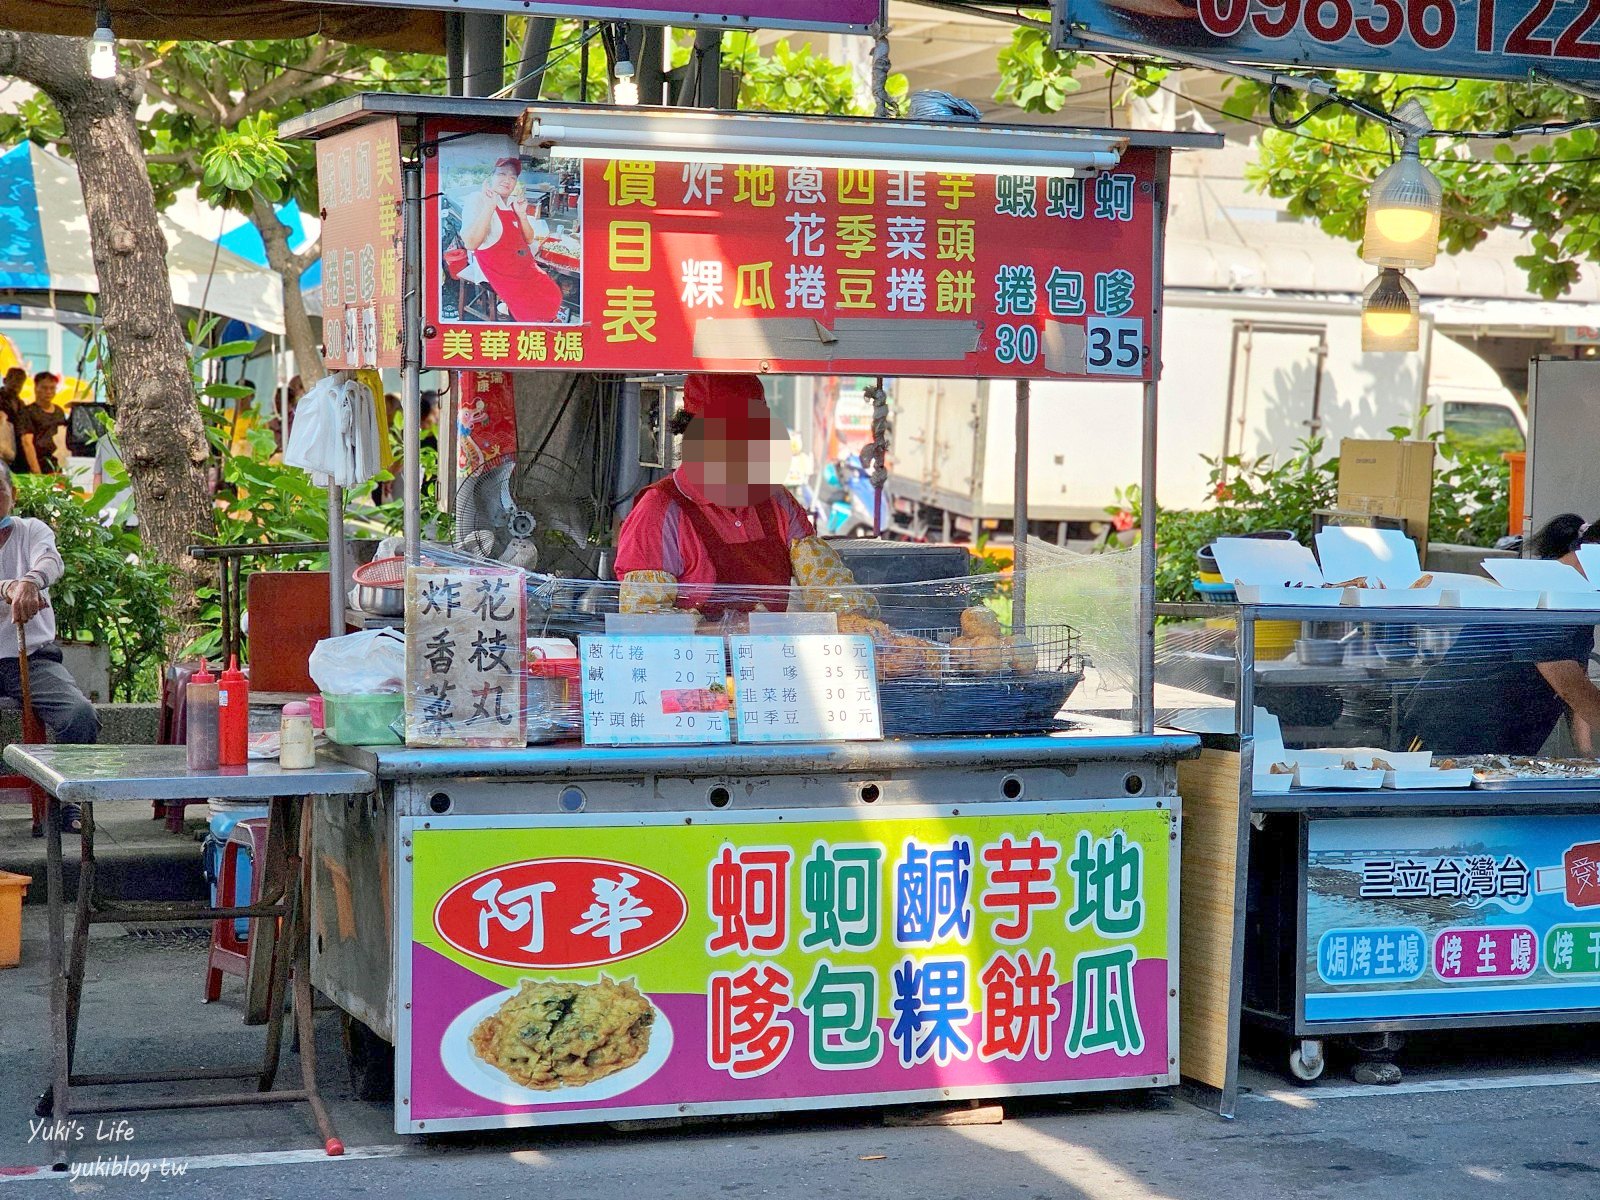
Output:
[
  {"left": 1254, "top": 769, "right": 1294, "bottom": 794},
  {"left": 1293, "top": 764, "right": 1385, "bottom": 789},
  {"left": 1482, "top": 558, "right": 1600, "bottom": 610},
  {"left": 1315, "top": 527, "right": 1423, "bottom": 590},
  {"left": 1340, "top": 587, "right": 1443, "bottom": 608},
  {"left": 1212, "top": 538, "right": 1324, "bottom": 588},
  {"left": 1234, "top": 583, "right": 1345, "bottom": 606},
  {"left": 1251, "top": 707, "right": 1295, "bottom": 794},
  {"left": 1452, "top": 589, "right": 1542, "bottom": 610},
  {"left": 1383, "top": 768, "right": 1475, "bottom": 790}
]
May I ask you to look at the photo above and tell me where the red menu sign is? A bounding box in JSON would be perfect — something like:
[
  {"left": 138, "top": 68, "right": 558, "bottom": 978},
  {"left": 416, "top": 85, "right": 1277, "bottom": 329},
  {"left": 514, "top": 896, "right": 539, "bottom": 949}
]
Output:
[
  {"left": 317, "top": 118, "right": 403, "bottom": 369},
  {"left": 421, "top": 121, "right": 1157, "bottom": 380}
]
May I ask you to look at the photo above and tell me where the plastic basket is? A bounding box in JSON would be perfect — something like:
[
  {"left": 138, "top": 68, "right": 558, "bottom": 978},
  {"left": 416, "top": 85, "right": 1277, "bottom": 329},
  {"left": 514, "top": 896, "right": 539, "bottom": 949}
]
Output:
[{"left": 323, "top": 692, "right": 405, "bottom": 745}]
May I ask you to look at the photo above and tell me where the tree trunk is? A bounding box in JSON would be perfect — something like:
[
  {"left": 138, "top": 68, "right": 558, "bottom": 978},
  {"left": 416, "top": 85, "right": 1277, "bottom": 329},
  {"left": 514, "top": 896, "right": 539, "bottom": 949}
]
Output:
[
  {"left": 249, "top": 192, "right": 325, "bottom": 386},
  {"left": 0, "top": 33, "right": 216, "bottom": 643}
]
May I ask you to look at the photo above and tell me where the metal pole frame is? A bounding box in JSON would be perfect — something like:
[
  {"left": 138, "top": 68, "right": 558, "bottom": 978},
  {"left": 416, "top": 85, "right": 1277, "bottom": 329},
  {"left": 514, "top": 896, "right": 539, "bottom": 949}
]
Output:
[
  {"left": 402, "top": 150, "right": 425, "bottom": 565},
  {"left": 1012, "top": 378, "right": 1029, "bottom": 632},
  {"left": 1138, "top": 150, "right": 1172, "bottom": 736}
]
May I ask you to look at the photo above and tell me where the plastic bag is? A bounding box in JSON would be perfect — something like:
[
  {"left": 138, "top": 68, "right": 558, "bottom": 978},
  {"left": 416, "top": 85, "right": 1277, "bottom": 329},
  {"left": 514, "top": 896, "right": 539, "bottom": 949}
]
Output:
[{"left": 309, "top": 628, "right": 406, "bottom": 695}]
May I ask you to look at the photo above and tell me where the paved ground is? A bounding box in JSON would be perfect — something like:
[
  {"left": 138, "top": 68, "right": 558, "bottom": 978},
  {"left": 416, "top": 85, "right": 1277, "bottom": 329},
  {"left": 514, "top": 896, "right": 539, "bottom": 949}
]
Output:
[
  {"left": 2, "top": 909, "right": 1598, "bottom": 1199},
  {"left": 0, "top": 798, "right": 208, "bottom": 905}
]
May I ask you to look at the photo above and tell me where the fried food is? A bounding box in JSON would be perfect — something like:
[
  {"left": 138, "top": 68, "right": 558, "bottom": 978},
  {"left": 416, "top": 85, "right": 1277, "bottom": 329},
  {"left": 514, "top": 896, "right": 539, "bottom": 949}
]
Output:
[
  {"left": 470, "top": 976, "right": 654, "bottom": 1091},
  {"left": 1009, "top": 637, "right": 1038, "bottom": 675},
  {"left": 879, "top": 634, "right": 942, "bottom": 679},
  {"left": 959, "top": 606, "right": 1004, "bottom": 640},
  {"left": 839, "top": 612, "right": 894, "bottom": 641},
  {"left": 950, "top": 633, "right": 1011, "bottom": 673}
]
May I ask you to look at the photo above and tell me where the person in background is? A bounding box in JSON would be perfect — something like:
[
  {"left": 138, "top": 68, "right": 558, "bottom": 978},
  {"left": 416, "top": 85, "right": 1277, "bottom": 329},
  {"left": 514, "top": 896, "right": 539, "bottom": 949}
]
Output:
[
  {"left": 0, "top": 367, "right": 24, "bottom": 468},
  {"left": 0, "top": 462, "right": 100, "bottom": 834},
  {"left": 1400, "top": 512, "right": 1600, "bottom": 756},
  {"left": 19, "top": 371, "right": 69, "bottom": 475}
]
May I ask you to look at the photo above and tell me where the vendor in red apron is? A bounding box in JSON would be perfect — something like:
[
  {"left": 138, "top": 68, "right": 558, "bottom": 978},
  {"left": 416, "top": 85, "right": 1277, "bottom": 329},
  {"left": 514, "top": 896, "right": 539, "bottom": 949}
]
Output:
[
  {"left": 615, "top": 374, "right": 866, "bottom": 620},
  {"left": 459, "top": 157, "right": 564, "bottom": 324}
]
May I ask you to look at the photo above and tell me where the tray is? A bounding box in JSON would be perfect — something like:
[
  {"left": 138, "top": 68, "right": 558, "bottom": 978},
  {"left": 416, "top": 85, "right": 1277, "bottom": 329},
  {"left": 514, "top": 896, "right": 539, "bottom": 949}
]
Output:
[
  {"left": 1470, "top": 775, "right": 1600, "bottom": 791},
  {"left": 878, "top": 672, "right": 1083, "bottom": 737}
]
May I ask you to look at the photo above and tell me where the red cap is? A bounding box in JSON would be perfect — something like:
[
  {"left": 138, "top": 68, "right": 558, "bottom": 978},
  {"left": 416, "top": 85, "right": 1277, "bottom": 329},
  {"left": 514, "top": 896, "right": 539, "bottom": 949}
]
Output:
[
  {"left": 682, "top": 374, "right": 773, "bottom": 439},
  {"left": 220, "top": 655, "right": 246, "bottom": 684},
  {"left": 192, "top": 658, "right": 215, "bottom": 684}
]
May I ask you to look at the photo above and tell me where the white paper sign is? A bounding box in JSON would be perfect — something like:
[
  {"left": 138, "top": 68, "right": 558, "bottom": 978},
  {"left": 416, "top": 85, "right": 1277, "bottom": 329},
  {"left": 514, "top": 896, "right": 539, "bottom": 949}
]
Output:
[
  {"left": 578, "top": 636, "right": 730, "bottom": 746},
  {"left": 405, "top": 566, "right": 526, "bottom": 747},
  {"left": 728, "top": 635, "right": 882, "bottom": 743},
  {"left": 1315, "top": 526, "right": 1422, "bottom": 588}
]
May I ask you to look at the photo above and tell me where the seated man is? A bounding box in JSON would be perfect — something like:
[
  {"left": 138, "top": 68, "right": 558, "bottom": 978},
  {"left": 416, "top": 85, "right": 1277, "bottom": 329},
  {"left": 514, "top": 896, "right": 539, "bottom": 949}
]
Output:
[{"left": 0, "top": 462, "right": 99, "bottom": 832}]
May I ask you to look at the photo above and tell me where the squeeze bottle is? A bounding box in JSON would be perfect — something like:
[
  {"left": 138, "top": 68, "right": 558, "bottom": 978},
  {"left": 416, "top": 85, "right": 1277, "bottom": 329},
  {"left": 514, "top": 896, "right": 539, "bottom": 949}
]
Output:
[
  {"left": 185, "top": 660, "right": 220, "bottom": 771},
  {"left": 218, "top": 656, "right": 249, "bottom": 767}
]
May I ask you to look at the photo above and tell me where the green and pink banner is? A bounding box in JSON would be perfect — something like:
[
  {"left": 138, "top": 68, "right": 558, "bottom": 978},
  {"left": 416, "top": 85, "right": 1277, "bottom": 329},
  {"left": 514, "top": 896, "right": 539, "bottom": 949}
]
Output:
[{"left": 400, "top": 804, "right": 1175, "bottom": 1132}]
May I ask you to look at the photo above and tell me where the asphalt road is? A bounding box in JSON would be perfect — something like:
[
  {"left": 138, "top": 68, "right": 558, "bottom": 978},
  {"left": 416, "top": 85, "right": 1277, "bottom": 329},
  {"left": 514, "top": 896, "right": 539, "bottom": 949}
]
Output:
[{"left": 3, "top": 911, "right": 1598, "bottom": 1199}]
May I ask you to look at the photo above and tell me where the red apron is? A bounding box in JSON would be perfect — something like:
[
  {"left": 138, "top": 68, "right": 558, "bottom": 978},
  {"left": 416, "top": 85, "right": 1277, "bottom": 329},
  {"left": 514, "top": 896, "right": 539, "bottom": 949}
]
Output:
[
  {"left": 641, "top": 477, "right": 793, "bottom": 617},
  {"left": 474, "top": 207, "right": 562, "bottom": 323}
]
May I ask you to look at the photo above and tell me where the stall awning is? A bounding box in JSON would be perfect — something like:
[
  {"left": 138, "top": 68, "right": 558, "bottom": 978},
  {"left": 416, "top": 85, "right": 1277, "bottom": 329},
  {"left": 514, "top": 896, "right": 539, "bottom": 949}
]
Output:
[
  {"left": 0, "top": 142, "right": 286, "bottom": 333},
  {"left": 1421, "top": 298, "right": 1600, "bottom": 334},
  {"left": 0, "top": 1, "right": 443, "bottom": 53}
]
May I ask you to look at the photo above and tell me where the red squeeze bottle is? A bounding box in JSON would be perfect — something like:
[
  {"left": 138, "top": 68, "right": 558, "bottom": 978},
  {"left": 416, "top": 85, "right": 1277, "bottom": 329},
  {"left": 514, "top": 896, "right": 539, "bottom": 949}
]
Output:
[{"left": 218, "top": 656, "right": 250, "bottom": 767}]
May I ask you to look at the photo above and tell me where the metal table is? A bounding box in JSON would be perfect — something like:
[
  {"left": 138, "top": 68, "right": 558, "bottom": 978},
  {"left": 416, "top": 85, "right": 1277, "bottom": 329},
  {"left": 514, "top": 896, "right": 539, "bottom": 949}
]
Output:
[{"left": 1, "top": 745, "right": 375, "bottom": 1165}]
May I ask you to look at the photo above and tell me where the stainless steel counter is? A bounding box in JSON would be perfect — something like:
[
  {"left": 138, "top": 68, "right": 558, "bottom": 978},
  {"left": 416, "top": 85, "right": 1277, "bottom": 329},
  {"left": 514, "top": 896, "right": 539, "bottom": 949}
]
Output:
[
  {"left": 2, "top": 744, "right": 376, "bottom": 803},
  {"left": 328, "top": 723, "right": 1200, "bottom": 781}
]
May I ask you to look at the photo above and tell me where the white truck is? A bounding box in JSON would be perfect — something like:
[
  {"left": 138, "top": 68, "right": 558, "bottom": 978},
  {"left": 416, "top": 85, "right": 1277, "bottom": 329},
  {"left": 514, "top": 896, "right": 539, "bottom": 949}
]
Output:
[{"left": 887, "top": 295, "right": 1527, "bottom": 543}]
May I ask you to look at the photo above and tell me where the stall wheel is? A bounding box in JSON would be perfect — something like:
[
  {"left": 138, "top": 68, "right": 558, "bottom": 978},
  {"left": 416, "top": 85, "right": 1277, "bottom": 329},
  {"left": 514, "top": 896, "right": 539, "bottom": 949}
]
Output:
[
  {"left": 1288, "top": 1039, "right": 1325, "bottom": 1084},
  {"left": 341, "top": 1012, "right": 395, "bottom": 1103}
]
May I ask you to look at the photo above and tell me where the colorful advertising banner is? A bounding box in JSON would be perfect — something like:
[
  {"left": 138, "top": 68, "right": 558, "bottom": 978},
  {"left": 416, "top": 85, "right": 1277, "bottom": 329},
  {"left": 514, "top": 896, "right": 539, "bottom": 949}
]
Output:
[
  {"left": 1058, "top": 0, "right": 1600, "bottom": 85},
  {"left": 1305, "top": 815, "right": 1600, "bottom": 1023},
  {"left": 325, "top": 2, "right": 883, "bottom": 34},
  {"left": 400, "top": 803, "right": 1175, "bottom": 1132},
  {"left": 317, "top": 118, "right": 403, "bottom": 369},
  {"left": 422, "top": 121, "right": 1158, "bottom": 381}
]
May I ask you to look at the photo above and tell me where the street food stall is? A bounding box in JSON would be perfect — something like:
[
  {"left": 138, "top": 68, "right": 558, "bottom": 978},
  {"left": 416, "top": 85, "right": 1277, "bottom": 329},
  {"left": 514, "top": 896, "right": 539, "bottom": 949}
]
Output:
[
  {"left": 1159, "top": 527, "right": 1600, "bottom": 1113},
  {"left": 275, "top": 94, "right": 1220, "bottom": 1134}
]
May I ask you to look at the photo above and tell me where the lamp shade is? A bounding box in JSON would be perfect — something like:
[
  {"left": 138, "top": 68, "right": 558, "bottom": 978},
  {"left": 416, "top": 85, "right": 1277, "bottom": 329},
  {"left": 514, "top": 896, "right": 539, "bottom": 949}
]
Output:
[
  {"left": 1362, "top": 268, "right": 1420, "bottom": 352},
  {"left": 1362, "top": 145, "right": 1442, "bottom": 270}
]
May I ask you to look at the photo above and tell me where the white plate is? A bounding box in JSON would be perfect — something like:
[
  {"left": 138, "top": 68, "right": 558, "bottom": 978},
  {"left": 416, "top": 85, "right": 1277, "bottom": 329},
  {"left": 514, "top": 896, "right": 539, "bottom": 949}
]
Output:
[{"left": 439, "top": 986, "right": 674, "bottom": 1107}]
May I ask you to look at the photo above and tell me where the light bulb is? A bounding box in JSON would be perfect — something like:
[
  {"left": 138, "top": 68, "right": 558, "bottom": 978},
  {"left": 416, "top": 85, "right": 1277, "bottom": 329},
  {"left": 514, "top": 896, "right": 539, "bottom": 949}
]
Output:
[
  {"left": 1372, "top": 207, "right": 1436, "bottom": 245},
  {"left": 88, "top": 24, "right": 117, "bottom": 80},
  {"left": 1362, "top": 310, "right": 1413, "bottom": 338},
  {"left": 613, "top": 60, "right": 639, "bottom": 106}
]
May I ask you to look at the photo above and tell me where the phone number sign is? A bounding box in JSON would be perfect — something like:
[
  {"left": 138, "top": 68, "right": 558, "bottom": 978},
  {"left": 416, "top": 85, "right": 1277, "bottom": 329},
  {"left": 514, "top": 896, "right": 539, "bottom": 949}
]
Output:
[
  {"left": 1058, "top": 0, "right": 1600, "bottom": 84},
  {"left": 422, "top": 119, "right": 1158, "bottom": 381}
]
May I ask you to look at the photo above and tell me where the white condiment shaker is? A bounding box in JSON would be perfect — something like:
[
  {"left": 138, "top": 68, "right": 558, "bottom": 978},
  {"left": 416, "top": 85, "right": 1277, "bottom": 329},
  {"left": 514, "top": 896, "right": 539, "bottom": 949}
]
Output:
[{"left": 279, "top": 701, "right": 316, "bottom": 770}]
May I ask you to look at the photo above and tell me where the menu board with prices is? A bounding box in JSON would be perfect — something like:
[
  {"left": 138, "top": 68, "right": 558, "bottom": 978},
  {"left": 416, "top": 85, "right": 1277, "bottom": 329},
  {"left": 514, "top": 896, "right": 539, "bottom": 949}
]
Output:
[
  {"left": 317, "top": 117, "right": 403, "bottom": 369},
  {"left": 578, "top": 635, "right": 731, "bottom": 746},
  {"left": 405, "top": 566, "right": 527, "bottom": 747},
  {"left": 729, "top": 635, "right": 881, "bottom": 743}
]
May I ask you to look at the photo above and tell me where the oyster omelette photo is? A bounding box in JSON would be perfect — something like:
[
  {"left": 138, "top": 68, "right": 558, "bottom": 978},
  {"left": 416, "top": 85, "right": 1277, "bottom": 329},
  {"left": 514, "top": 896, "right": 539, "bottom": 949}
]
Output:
[{"left": 469, "top": 976, "right": 656, "bottom": 1090}]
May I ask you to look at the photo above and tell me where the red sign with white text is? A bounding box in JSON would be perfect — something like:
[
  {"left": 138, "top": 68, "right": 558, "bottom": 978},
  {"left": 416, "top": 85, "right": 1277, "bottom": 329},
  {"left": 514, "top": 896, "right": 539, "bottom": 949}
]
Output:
[{"left": 422, "top": 121, "right": 1158, "bottom": 380}]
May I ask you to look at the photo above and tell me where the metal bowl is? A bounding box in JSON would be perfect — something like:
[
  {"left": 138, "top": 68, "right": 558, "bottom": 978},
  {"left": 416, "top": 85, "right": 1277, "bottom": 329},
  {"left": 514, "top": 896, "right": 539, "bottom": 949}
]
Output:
[
  {"left": 1295, "top": 638, "right": 1346, "bottom": 667},
  {"left": 354, "top": 583, "right": 405, "bottom": 617}
]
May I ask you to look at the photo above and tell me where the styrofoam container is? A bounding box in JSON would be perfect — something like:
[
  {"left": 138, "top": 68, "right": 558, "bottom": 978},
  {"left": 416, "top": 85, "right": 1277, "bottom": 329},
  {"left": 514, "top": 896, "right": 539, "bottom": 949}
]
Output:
[
  {"left": 1447, "top": 589, "right": 1541, "bottom": 610},
  {"left": 1541, "top": 592, "right": 1600, "bottom": 611},
  {"left": 1253, "top": 771, "right": 1294, "bottom": 795},
  {"left": 1234, "top": 584, "right": 1344, "bottom": 606},
  {"left": 1293, "top": 764, "right": 1384, "bottom": 789},
  {"left": 1341, "top": 588, "right": 1443, "bottom": 608},
  {"left": 1383, "top": 768, "right": 1474, "bottom": 790}
]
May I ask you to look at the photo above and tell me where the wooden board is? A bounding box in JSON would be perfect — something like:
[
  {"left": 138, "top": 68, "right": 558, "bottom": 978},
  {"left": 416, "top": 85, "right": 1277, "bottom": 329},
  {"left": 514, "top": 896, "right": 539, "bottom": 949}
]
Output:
[{"left": 1177, "top": 749, "right": 1245, "bottom": 1091}]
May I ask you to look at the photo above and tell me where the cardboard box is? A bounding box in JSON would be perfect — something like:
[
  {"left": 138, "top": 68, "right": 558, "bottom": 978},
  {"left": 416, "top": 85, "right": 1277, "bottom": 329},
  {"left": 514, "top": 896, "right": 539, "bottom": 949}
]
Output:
[{"left": 1337, "top": 439, "right": 1435, "bottom": 561}]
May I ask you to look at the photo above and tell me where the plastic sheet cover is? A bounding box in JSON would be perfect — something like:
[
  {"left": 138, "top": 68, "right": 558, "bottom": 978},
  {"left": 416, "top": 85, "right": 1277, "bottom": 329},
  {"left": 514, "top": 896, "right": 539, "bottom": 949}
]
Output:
[{"left": 389, "top": 538, "right": 1151, "bottom": 742}]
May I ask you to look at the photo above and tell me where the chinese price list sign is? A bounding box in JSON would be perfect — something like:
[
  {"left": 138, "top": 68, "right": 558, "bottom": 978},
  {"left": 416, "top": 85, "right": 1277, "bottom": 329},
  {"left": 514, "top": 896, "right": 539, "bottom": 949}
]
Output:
[
  {"left": 405, "top": 566, "right": 527, "bottom": 747},
  {"left": 422, "top": 120, "right": 1157, "bottom": 381},
  {"left": 317, "top": 117, "right": 403, "bottom": 369},
  {"left": 401, "top": 804, "right": 1174, "bottom": 1131},
  {"left": 729, "top": 635, "right": 882, "bottom": 743},
  {"left": 578, "top": 635, "right": 731, "bottom": 746},
  {"left": 1305, "top": 815, "right": 1600, "bottom": 1022}
]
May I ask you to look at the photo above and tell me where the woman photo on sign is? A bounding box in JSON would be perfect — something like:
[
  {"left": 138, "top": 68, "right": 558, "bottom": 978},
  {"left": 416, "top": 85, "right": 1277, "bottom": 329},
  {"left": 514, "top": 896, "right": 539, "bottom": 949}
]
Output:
[{"left": 457, "top": 156, "right": 564, "bottom": 324}]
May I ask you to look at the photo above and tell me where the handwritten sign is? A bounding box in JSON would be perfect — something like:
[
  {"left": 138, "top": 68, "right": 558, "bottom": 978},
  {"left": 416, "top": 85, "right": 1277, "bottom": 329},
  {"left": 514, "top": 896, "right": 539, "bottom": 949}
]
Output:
[
  {"left": 578, "top": 635, "right": 731, "bottom": 746},
  {"left": 729, "top": 635, "right": 881, "bottom": 743},
  {"left": 405, "top": 566, "right": 527, "bottom": 747}
]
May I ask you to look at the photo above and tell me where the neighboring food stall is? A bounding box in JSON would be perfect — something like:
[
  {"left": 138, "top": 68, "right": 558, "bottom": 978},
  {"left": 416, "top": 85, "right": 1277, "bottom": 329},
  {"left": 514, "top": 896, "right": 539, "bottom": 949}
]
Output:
[
  {"left": 280, "top": 94, "right": 1216, "bottom": 1134},
  {"left": 1164, "top": 528, "right": 1600, "bottom": 1112}
]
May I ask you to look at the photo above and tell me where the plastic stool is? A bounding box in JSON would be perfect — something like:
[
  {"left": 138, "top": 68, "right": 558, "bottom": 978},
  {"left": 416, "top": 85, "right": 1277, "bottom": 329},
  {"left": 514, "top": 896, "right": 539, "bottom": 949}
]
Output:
[{"left": 205, "top": 817, "right": 271, "bottom": 1003}]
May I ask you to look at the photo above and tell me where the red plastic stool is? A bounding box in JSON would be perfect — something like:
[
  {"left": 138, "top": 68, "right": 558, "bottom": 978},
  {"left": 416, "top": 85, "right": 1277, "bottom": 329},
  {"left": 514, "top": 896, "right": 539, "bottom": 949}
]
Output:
[{"left": 205, "top": 817, "right": 271, "bottom": 1003}]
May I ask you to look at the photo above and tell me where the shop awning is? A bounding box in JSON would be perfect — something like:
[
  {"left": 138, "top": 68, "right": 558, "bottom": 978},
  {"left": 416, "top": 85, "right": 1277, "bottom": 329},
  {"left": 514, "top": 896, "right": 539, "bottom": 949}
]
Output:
[
  {"left": 0, "top": 1, "right": 443, "bottom": 53},
  {"left": 1421, "top": 298, "right": 1600, "bottom": 334}
]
